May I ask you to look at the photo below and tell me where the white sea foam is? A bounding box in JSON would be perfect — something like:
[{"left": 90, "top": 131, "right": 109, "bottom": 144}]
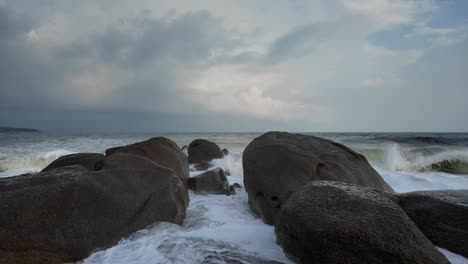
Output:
[
  {"left": 211, "top": 153, "right": 243, "bottom": 177},
  {"left": 359, "top": 142, "right": 468, "bottom": 175},
  {"left": 0, "top": 149, "right": 75, "bottom": 176},
  {"left": 379, "top": 169, "right": 468, "bottom": 193},
  {"left": 82, "top": 176, "right": 292, "bottom": 264},
  {"left": 437, "top": 247, "right": 467, "bottom": 264}
]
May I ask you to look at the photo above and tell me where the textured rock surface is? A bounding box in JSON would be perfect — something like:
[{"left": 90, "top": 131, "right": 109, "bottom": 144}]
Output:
[
  {"left": 275, "top": 181, "right": 449, "bottom": 264},
  {"left": 398, "top": 190, "right": 468, "bottom": 257},
  {"left": 243, "top": 131, "right": 393, "bottom": 224},
  {"left": 106, "top": 136, "right": 189, "bottom": 203},
  {"left": 42, "top": 153, "right": 104, "bottom": 172},
  {"left": 0, "top": 153, "right": 188, "bottom": 263},
  {"left": 188, "top": 168, "right": 231, "bottom": 195},
  {"left": 187, "top": 139, "right": 223, "bottom": 166}
]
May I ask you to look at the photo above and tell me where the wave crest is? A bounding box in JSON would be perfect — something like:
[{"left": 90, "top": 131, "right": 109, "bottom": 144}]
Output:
[
  {"left": 360, "top": 144, "right": 468, "bottom": 174},
  {"left": 0, "top": 149, "right": 74, "bottom": 175}
]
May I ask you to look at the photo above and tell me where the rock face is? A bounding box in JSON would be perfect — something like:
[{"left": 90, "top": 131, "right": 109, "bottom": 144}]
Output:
[
  {"left": 398, "top": 190, "right": 468, "bottom": 257},
  {"left": 0, "top": 153, "right": 188, "bottom": 263},
  {"left": 42, "top": 153, "right": 104, "bottom": 172},
  {"left": 222, "top": 148, "right": 229, "bottom": 156},
  {"left": 106, "top": 137, "right": 189, "bottom": 191},
  {"left": 188, "top": 168, "right": 231, "bottom": 195},
  {"left": 187, "top": 139, "right": 223, "bottom": 167},
  {"left": 275, "top": 181, "right": 449, "bottom": 264},
  {"left": 243, "top": 131, "right": 393, "bottom": 224}
]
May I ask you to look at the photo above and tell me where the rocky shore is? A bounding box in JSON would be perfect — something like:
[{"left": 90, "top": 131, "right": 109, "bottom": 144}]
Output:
[{"left": 0, "top": 132, "right": 466, "bottom": 263}]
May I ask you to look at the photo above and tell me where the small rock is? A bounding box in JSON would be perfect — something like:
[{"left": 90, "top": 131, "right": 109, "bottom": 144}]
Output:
[{"left": 187, "top": 168, "right": 230, "bottom": 195}]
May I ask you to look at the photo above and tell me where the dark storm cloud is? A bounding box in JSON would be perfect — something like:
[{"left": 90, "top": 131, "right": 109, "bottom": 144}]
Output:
[
  {"left": 0, "top": 6, "right": 237, "bottom": 113},
  {"left": 0, "top": 5, "right": 66, "bottom": 109},
  {"left": 81, "top": 11, "right": 236, "bottom": 67},
  {"left": 2, "top": 0, "right": 467, "bottom": 132}
]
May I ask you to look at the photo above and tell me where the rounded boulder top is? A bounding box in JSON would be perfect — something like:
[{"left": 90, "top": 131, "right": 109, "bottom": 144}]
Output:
[{"left": 243, "top": 131, "right": 394, "bottom": 224}]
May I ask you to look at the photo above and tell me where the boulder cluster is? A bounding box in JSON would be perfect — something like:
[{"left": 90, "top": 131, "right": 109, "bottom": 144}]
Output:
[
  {"left": 243, "top": 132, "right": 467, "bottom": 264},
  {"left": 0, "top": 137, "right": 233, "bottom": 264},
  {"left": 1, "top": 132, "right": 466, "bottom": 264}
]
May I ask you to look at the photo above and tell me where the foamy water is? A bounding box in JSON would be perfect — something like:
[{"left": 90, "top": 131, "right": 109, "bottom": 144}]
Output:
[{"left": 0, "top": 132, "right": 467, "bottom": 263}]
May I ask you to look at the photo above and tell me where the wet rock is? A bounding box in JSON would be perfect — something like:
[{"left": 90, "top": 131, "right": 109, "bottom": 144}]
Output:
[
  {"left": 398, "top": 190, "right": 468, "bottom": 257},
  {"left": 275, "top": 181, "right": 449, "bottom": 264},
  {"left": 243, "top": 131, "right": 394, "bottom": 224},
  {"left": 222, "top": 148, "right": 229, "bottom": 156},
  {"left": 188, "top": 168, "right": 230, "bottom": 195},
  {"left": 229, "top": 185, "right": 236, "bottom": 195},
  {"left": 0, "top": 153, "right": 188, "bottom": 263},
  {"left": 232, "top": 183, "right": 243, "bottom": 189},
  {"left": 42, "top": 153, "right": 104, "bottom": 172},
  {"left": 188, "top": 139, "right": 223, "bottom": 167},
  {"left": 193, "top": 162, "right": 211, "bottom": 171},
  {"left": 106, "top": 137, "right": 189, "bottom": 201}
]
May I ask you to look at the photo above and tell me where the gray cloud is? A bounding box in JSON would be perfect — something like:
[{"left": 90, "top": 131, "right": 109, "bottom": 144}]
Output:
[
  {"left": 0, "top": 7, "right": 238, "bottom": 112},
  {"left": 1, "top": 0, "right": 467, "bottom": 132}
]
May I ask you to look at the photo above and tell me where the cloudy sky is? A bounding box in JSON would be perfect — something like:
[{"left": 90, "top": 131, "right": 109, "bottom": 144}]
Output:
[{"left": 1, "top": 0, "right": 467, "bottom": 132}]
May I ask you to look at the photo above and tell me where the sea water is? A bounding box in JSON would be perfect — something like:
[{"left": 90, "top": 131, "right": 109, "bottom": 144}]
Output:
[{"left": 0, "top": 132, "right": 467, "bottom": 263}]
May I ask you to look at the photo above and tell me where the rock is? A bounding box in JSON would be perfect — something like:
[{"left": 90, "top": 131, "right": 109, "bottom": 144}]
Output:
[
  {"left": 105, "top": 137, "right": 189, "bottom": 191},
  {"left": 398, "top": 190, "right": 468, "bottom": 257},
  {"left": 0, "top": 153, "right": 188, "bottom": 263},
  {"left": 188, "top": 139, "right": 223, "bottom": 166},
  {"left": 229, "top": 185, "right": 236, "bottom": 195},
  {"left": 0, "top": 250, "right": 71, "bottom": 264},
  {"left": 243, "top": 131, "right": 393, "bottom": 224},
  {"left": 187, "top": 168, "right": 230, "bottom": 195},
  {"left": 192, "top": 163, "right": 211, "bottom": 171},
  {"left": 42, "top": 153, "right": 104, "bottom": 172},
  {"left": 275, "top": 181, "right": 449, "bottom": 264},
  {"left": 203, "top": 252, "right": 283, "bottom": 264},
  {"left": 232, "top": 183, "right": 243, "bottom": 189},
  {"left": 222, "top": 148, "right": 229, "bottom": 156}
]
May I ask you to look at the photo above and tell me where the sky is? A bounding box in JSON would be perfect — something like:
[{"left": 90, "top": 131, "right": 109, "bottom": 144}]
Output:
[{"left": 1, "top": 0, "right": 467, "bottom": 132}]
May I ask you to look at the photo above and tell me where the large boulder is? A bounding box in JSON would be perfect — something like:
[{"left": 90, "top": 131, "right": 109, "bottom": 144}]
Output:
[
  {"left": 0, "top": 153, "right": 188, "bottom": 263},
  {"left": 187, "top": 139, "right": 223, "bottom": 167},
  {"left": 106, "top": 137, "right": 189, "bottom": 191},
  {"left": 275, "top": 181, "right": 449, "bottom": 264},
  {"left": 398, "top": 190, "right": 468, "bottom": 257},
  {"left": 42, "top": 153, "right": 104, "bottom": 172},
  {"left": 243, "top": 131, "right": 394, "bottom": 224},
  {"left": 188, "top": 168, "right": 231, "bottom": 195}
]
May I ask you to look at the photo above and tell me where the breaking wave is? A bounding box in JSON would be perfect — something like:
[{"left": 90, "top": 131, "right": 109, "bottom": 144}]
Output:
[
  {"left": 0, "top": 149, "right": 75, "bottom": 175},
  {"left": 360, "top": 143, "right": 468, "bottom": 174}
]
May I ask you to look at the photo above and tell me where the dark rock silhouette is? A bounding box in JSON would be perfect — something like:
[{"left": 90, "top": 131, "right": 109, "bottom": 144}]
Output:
[
  {"left": 42, "top": 153, "right": 104, "bottom": 172},
  {"left": 398, "top": 190, "right": 468, "bottom": 257},
  {"left": 275, "top": 181, "right": 449, "bottom": 264},
  {"left": 0, "top": 153, "right": 188, "bottom": 263},
  {"left": 188, "top": 168, "right": 231, "bottom": 195},
  {"left": 187, "top": 139, "right": 223, "bottom": 169},
  {"left": 243, "top": 131, "right": 393, "bottom": 224}
]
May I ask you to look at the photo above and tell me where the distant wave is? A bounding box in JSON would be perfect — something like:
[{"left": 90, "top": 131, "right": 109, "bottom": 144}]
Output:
[
  {"left": 360, "top": 144, "right": 468, "bottom": 174},
  {"left": 349, "top": 134, "right": 468, "bottom": 146},
  {"left": 0, "top": 149, "right": 75, "bottom": 175}
]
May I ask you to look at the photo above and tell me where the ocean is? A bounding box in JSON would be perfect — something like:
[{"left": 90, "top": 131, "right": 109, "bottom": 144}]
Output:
[{"left": 1, "top": 132, "right": 467, "bottom": 263}]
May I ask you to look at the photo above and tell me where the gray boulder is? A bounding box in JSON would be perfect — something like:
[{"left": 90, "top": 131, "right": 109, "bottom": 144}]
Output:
[
  {"left": 0, "top": 153, "right": 188, "bottom": 263},
  {"left": 42, "top": 153, "right": 104, "bottom": 172},
  {"left": 275, "top": 181, "right": 449, "bottom": 264},
  {"left": 106, "top": 137, "right": 189, "bottom": 204},
  {"left": 222, "top": 148, "right": 229, "bottom": 156},
  {"left": 398, "top": 190, "right": 468, "bottom": 257},
  {"left": 188, "top": 168, "right": 231, "bottom": 195},
  {"left": 188, "top": 139, "right": 223, "bottom": 168},
  {"left": 243, "top": 131, "right": 394, "bottom": 224}
]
